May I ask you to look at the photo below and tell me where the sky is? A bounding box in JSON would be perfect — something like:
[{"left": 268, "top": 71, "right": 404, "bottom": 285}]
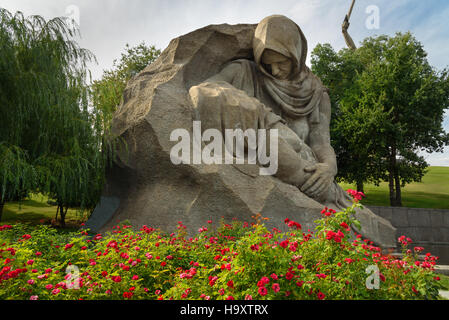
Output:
[{"left": 1, "top": 0, "right": 448, "bottom": 166}]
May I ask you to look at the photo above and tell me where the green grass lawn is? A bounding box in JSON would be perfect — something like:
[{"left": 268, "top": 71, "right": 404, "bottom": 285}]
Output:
[
  {"left": 440, "top": 274, "right": 449, "bottom": 290},
  {"left": 339, "top": 166, "right": 449, "bottom": 209},
  {"left": 1, "top": 194, "right": 87, "bottom": 228}
]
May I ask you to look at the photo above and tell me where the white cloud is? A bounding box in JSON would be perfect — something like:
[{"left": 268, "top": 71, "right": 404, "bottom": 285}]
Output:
[{"left": 421, "top": 151, "right": 449, "bottom": 167}]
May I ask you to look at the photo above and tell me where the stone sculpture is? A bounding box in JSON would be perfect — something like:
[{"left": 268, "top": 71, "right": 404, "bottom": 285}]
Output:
[{"left": 86, "top": 15, "right": 396, "bottom": 249}]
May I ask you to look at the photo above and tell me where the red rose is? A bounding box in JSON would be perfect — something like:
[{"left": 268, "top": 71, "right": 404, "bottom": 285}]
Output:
[
  {"left": 340, "top": 222, "right": 349, "bottom": 231},
  {"left": 279, "top": 240, "right": 289, "bottom": 248},
  {"left": 260, "top": 277, "right": 270, "bottom": 285}
]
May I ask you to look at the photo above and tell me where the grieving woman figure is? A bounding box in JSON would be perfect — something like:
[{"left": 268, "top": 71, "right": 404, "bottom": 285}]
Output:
[
  {"left": 190, "top": 15, "right": 351, "bottom": 209},
  {"left": 88, "top": 14, "right": 395, "bottom": 249}
]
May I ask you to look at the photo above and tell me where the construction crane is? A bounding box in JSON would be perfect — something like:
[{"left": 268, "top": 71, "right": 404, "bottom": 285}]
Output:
[{"left": 342, "top": 0, "right": 357, "bottom": 50}]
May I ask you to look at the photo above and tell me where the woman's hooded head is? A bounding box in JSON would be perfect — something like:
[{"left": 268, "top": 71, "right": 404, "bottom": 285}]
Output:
[
  {"left": 253, "top": 15, "right": 308, "bottom": 80},
  {"left": 252, "top": 15, "right": 324, "bottom": 123}
]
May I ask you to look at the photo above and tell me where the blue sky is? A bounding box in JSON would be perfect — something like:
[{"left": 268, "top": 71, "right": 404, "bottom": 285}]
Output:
[{"left": 1, "top": 0, "right": 448, "bottom": 165}]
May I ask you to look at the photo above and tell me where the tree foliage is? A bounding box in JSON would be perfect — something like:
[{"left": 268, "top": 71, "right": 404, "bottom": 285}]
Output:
[
  {"left": 0, "top": 9, "right": 105, "bottom": 224},
  {"left": 90, "top": 42, "right": 160, "bottom": 130},
  {"left": 312, "top": 32, "right": 449, "bottom": 206},
  {"left": 311, "top": 44, "right": 376, "bottom": 192}
]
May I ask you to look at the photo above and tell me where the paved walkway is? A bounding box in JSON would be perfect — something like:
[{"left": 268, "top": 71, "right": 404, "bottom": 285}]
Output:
[
  {"left": 439, "top": 291, "right": 449, "bottom": 299},
  {"left": 436, "top": 265, "right": 449, "bottom": 299},
  {"left": 435, "top": 265, "right": 449, "bottom": 276}
]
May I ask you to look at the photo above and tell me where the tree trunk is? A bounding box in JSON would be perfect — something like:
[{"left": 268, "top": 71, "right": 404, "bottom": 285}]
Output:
[
  {"left": 394, "top": 170, "right": 403, "bottom": 207},
  {"left": 60, "top": 206, "right": 68, "bottom": 228},
  {"left": 388, "top": 169, "right": 396, "bottom": 206},
  {"left": 388, "top": 146, "right": 400, "bottom": 207},
  {"left": 356, "top": 180, "right": 364, "bottom": 193},
  {"left": 57, "top": 201, "right": 65, "bottom": 227},
  {"left": 0, "top": 200, "right": 4, "bottom": 222}
]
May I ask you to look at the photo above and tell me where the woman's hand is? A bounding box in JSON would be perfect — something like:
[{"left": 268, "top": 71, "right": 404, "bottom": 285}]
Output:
[{"left": 300, "top": 163, "right": 335, "bottom": 199}]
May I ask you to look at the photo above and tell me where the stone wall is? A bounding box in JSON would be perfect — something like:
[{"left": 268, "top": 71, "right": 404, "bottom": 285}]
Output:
[{"left": 368, "top": 206, "right": 449, "bottom": 264}]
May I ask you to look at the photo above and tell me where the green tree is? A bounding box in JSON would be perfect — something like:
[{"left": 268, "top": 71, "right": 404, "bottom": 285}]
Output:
[
  {"left": 91, "top": 42, "right": 160, "bottom": 130},
  {"left": 311, "top": 43, "right": 389, "bottom": 192},
  {"left": 312, "top": 32, "right": 449, "bottom": 206},
  {"left": 0, "top": 9, "right": 106, "bottom": 225},
  {"left": 311, "top": 44, "right": 375, "bottom": 192}
]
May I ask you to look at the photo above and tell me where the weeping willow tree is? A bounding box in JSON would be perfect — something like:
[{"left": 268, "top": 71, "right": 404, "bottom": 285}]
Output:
[{"left": 0, "top": 9, "right": 110, "bottom": 225}]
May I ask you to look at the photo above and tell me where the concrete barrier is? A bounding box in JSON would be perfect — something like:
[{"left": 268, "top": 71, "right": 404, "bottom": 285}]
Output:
[{"left": 368, "top": 206, "right": 449, "bottom": 264}]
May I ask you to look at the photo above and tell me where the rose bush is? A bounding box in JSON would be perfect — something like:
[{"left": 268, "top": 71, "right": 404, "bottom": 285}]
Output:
[{"left": 0, "top": 191, "right": 443, "bottom": 300}]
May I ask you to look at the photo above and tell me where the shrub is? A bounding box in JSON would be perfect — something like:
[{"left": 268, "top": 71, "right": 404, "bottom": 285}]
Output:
[{"left": 0, "top": 192, "right": 443, "bottom": 300}]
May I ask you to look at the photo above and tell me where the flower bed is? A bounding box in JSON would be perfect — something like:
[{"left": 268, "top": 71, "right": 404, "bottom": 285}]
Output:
[{"left": 0, "top": 191, "right": 443, "bottom": 300}]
